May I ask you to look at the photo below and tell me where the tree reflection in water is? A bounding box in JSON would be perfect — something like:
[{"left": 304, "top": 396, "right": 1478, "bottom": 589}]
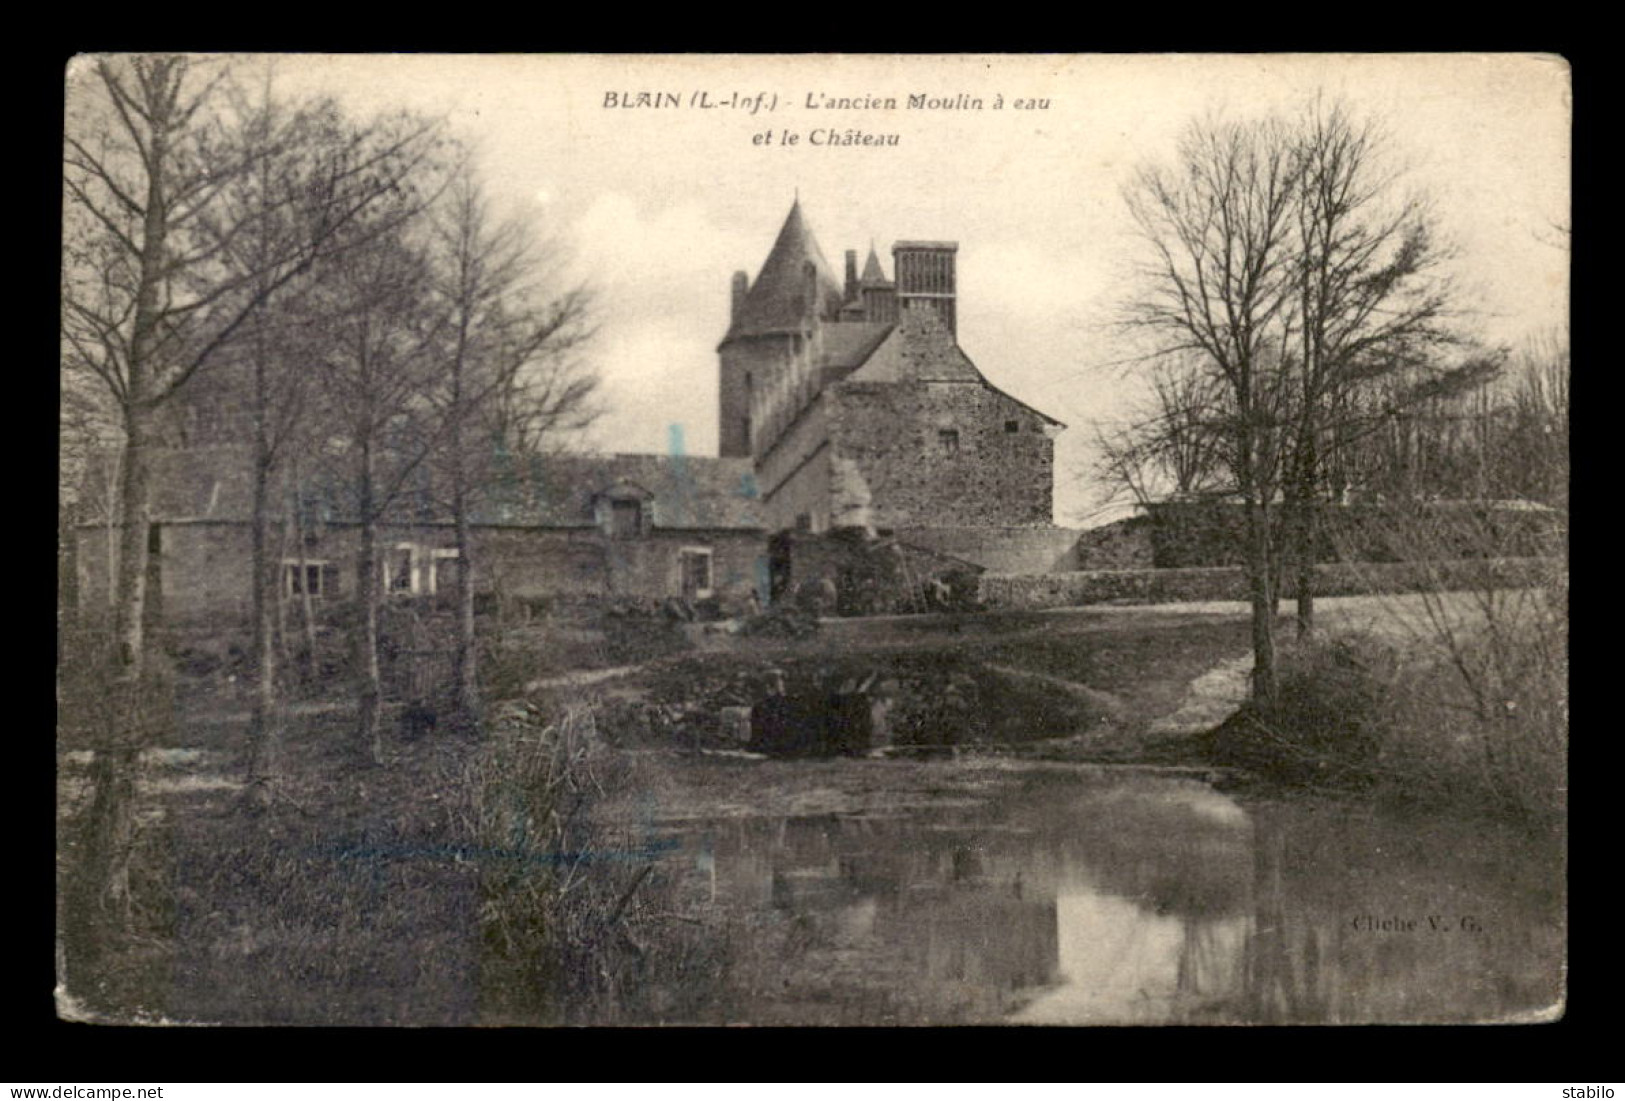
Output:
[{"left": 664, "top": 771, "right": 1563, "bottom": 1025}]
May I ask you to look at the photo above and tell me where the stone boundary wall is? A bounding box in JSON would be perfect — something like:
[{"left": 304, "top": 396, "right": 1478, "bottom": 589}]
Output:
[
  {"left": 1144, "top": 500, "right": 1563, "bottom": 568},
  {"left": 978, "top": 557, "right": 1562, "bottom": 610},
  {"left": 892, "top": 525, "right": 1083, "bottom": 575}
]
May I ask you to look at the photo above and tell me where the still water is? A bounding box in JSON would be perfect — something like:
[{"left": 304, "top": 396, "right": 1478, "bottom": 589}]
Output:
[{"left": 657, "top": 768, "right": 1564, "bottom": 1025}]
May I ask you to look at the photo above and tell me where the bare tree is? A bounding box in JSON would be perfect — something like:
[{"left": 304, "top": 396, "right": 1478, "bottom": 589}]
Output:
[
  {"left": 1094, "top": 356, "right": 1232, "bottom": 510},
  {"left": 312, "top": 221, "right": 453, "bottom": 764},
  {"left": 425, "top": 167, "right": 597, "bottom": 727},
  {"left": 61, "top": 53, "right": 442, "bottom": 928},
  {"left": 1277, "top": 99, "right": 1460, "bottom": 636},
  {"left": 1123, "top": 112, "right": 1303, "bottom": 702},
  {"left": 200, "top": 78, "right": 442, "bottom": 794},
  {"left": 1495, "top": 330, "right": 1569, "bottom": 510}
]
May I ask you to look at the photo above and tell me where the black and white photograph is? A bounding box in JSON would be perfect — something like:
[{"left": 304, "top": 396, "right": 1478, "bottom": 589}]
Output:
[{"left": 56, "top": 52, "right": 1569, "bottom": 1026}]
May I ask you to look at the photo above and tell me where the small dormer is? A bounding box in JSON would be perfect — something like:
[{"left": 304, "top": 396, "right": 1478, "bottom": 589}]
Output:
[{"left": 593, "top": 479, "right": 655, "bottom": 537}]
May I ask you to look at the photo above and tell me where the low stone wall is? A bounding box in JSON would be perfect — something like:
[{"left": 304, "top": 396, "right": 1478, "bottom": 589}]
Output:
[
  {"left": 891, "top": 525, "right": 1083, "bottom": 574},
  {"left": 1144, "top": 500, "right": 1564, "bottom": 568},
  {"left": 978, "top": 557, "right": 1561, "bottom": 611}
]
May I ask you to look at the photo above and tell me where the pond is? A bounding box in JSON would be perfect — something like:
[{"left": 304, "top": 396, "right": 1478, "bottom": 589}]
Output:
[{"left": 655, "top": 766, "right": 1565, "bottom": 1025}]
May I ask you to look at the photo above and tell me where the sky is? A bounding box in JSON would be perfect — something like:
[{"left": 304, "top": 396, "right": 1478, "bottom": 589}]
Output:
[{"left": 251, "top": 54, "right": 1568, "bottom": 524}]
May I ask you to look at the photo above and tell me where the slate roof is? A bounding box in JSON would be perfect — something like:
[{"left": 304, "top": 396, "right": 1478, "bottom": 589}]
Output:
[
  {"left": 79, "top": 446, "right": 258, "bottom": 522},
  {"left": 79, "top": 448, "right": 764, "bottom": 531},
  {"left": 724, "top": 200, "right": 844, "bottom": 341},
  {"left": 845, "top": 307, "right": 985, "bottom": 384},
  {"left": 816, "top": 322, "right": 895, "bottom": 373},
  {"left": 478, "top": 453, "right": 762, "bottom": 530},
  {"left": 843, "top": 307, "right": 1066, "bottom": 426}
]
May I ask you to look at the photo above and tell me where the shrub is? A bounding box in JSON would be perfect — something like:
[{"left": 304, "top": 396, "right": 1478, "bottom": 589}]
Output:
[
  {"left": 1212, "top": 632, "right": 1398, "bottom": 788},
  {"left": 1212, "top": 593, "right": 1566, "bottom": 831},
  {"left": 1377, "top": 585, "right": 1567, "bottom": 830},
  {"left": 453, "top": 700, "right": 733, "bottom": 1024}
]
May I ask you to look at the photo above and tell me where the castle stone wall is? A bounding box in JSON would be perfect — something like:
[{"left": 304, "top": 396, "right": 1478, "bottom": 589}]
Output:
[{"left": 832, "top": 381, "right": 1054, "bottom": 529}]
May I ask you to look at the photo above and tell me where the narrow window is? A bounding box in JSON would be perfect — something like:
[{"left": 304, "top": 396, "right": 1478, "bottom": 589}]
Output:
[
  {"left": 679, "top": 547, "right": 714, "bottom": 600},
  {"left": 1005, "top": 420, "right": 1019, "bottom": 434},
  {"left": 386, "top": 545, "right": 416, "bottom": 594},
  {"left": 283, "top": 560, "right": 331, "bottom": 598},
  {"left": 610, "top": 499, "right": 642, "bottom": 538},
  {"left": 938, "top": 429, "right": 960, "bottom": 455},
  {"left": 429, "top": 548, "right": 460, "bottom": 595}
]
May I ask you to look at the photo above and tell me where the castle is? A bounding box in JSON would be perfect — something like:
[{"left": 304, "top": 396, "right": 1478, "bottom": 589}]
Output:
[
  {"left": 718, "top": 200, "right": 1076, "bottom": 573},
  {"left": 75, "top": 200, "right": 1083, "bottom": 624}
]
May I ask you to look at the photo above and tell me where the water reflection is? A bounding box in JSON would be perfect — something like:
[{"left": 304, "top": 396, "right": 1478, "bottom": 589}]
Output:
[{"left": 662, "top": 771, "right": 1563, "bottom": 1025}]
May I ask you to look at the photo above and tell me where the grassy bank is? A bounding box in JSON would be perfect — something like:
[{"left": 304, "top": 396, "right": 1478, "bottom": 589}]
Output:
[{"left": 1209, "top": 585, "right": 1567, "bottom": 832}]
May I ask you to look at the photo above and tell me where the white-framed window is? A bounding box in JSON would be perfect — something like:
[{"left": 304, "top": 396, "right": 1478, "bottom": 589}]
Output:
[
  {"left": 384, "top": 544, "right": 418, "bottom": 594},
  {"left": 382, "top": 544, "right": 460, "bottom": 596},
  {"left": 282, "top": 560, "right": 334, "bottom": 598},
  {"left": 429, "top": 548, "right": 460, "bottom": 595},
  {"left": 679, "top": 546, "right": 714, "bottom": 600}
]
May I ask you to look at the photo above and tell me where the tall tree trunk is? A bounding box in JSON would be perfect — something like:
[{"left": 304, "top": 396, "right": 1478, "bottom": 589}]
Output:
[
  {"left": 357, "top": 436, "right": 383, "bottom": 765},
  {"left": 246, "top": 302, "right": 282, "bottom": 789},
  {"left": 450, "top": 394, "right": 480, "bottom": 726},
  {"left": 245, "top": 449, "right": 279, "bottom": 787},
  {"left": 68, "top": 740, "right": 140, "bottom": 973},
  {"left": 73, "top": 102, "right": 174, "bottom": 961},
  {"left": 104, "top": 449, "right": 121, "bottom": 610},
  {"left": 1238, "top": 414, "right": 1279, "bottom": 706},
  {"left": 1293, "top": 418, "right": 1319, "bottom": 639},
  {"left": 113, "top": 413, "right": 156, "bottom": 678},
  {"left": 291, "top": 462, "right": 319, "bottom": 686},
  {"left": 275, "top": 508, "right": 293, "bottom": 669},
  {"left": 1293, "top": 508, "right": 1317, "bottom": 638},
  {"left": 1289, "top": 436, "right": 1319, "bottom": 639},
  {"left": 81, "top": 406, "right": 158, "bottom": 936},
  {"left": 1246, "top": 496, "right": 1279, "bottom": 706}
]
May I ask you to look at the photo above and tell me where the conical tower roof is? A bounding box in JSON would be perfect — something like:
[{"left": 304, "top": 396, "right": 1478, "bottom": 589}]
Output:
[{"left": 726, "top": 200, "right": 843, "bottom": 339}]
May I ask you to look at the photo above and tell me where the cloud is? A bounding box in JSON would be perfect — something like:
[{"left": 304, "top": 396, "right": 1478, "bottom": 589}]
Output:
[{"left": 567, "top": 193, "right": 760, "bottom": 455}]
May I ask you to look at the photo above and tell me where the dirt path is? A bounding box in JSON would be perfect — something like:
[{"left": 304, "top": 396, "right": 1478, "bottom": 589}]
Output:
[{"left": 979, "top": 662, "right": 1128, "bottom": 720}]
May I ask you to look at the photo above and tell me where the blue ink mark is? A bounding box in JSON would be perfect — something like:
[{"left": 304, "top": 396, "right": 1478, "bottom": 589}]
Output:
[
  {"left": 305, "top": 838, "right": 681, "bottom": 870},
  {"left": 754, "top": 555, "right": 772, "bottom": 605},
  {"left": 666, "top": 422, "right": 695, "bottom": 528}
]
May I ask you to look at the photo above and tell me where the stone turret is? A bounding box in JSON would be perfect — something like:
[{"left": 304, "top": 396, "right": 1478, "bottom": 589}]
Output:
[{"left": 718, "top": 199, "right": 843, "bottom": 457}]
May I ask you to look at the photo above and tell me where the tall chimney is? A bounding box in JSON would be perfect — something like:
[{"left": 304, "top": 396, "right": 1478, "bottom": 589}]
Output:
[
  {"left": 730, "top": 271, "right": 749, "bottom": 324},
  {"left": 892, "top": 241, "right": 959, "bottom": 335},
  {"left": 843, "top": 249, "right": 859, "bottom": 302}
]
